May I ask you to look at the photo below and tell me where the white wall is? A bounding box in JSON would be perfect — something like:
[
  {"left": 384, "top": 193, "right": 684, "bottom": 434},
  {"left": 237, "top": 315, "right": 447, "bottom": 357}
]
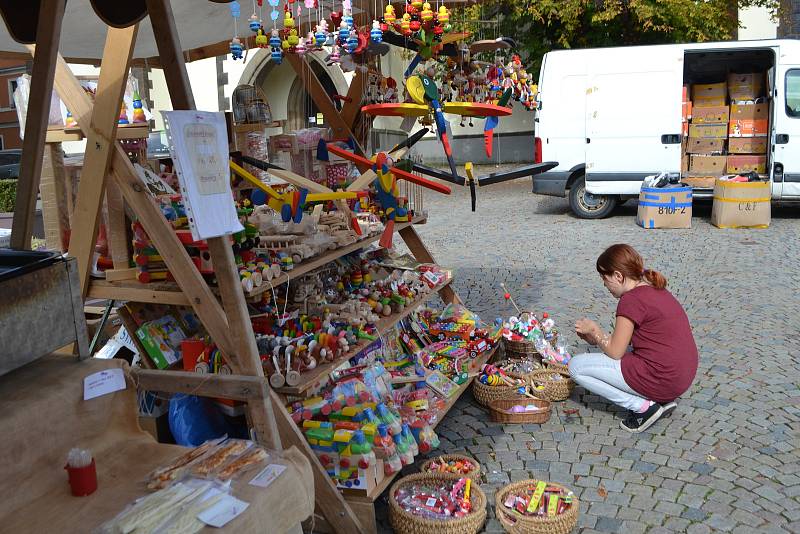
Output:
[{"left": 739, "top": 5, "right": 778, "bottom": 40}]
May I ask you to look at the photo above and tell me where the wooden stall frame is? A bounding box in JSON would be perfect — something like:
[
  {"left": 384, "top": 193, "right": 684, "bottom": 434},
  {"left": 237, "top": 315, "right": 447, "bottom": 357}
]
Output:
[{"left": 18, "top": 2, "right": 468, "bottom": 533}]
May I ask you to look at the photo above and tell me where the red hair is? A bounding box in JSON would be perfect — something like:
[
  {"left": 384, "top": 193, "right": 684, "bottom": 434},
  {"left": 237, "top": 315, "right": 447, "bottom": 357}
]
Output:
[{"left": 596, "top": 244, "right": 667, "bottom": 290}]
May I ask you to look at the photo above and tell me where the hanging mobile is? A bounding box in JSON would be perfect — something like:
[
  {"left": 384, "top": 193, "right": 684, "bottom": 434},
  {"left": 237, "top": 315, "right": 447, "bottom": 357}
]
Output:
[{"left": 229, "top": 1, "right": 245, "bottom": 60}]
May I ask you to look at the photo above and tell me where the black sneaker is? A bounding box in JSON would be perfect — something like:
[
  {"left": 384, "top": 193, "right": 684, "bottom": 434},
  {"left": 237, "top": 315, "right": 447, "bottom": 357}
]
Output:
[
  {"left": 662, "top": 401, "right": 678, "bottom": 418},
  {"left": 620, "top": 403, "right": 665, "bottom": 433}
]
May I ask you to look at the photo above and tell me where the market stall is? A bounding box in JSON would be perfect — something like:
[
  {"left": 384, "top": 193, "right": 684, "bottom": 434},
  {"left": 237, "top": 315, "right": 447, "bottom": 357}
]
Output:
[{"left": 0, "top": 1, "right": 567, "bottom": 533}]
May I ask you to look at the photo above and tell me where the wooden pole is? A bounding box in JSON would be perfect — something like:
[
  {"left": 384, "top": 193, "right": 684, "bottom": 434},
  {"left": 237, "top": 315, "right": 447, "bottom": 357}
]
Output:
[
  {"left": 39, "top": 143, "right": 69, "bottom": 251},
  {"left": 35, "top": 46, "right": 239, "bottom": 363},
  {"left": 147, "top": 0, "right": 283, "bottom": 450},
  {"left": 10, "top": 0, "right": 65, "bottom": 250},
  {"left": 66, "top": 24, "right": 139, "bottom": 295}
]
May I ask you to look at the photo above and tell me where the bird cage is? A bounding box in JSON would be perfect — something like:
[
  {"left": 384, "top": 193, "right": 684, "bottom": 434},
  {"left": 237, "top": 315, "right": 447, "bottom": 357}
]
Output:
[{"left": 231, "top": 84, "right": 272, "bottom": 125}]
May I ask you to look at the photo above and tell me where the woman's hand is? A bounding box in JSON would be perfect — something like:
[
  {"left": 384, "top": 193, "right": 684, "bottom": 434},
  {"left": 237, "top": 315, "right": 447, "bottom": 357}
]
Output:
[{"left": 575, "top": 318, "right": 601, "bottom": 344}]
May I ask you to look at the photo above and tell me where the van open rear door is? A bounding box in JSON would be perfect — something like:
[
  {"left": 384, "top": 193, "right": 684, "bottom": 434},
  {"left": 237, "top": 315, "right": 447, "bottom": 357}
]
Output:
[
  {"left": 585, "top": 46, "right": 684, "bottom": 195},
  {"left": 774, "top": 62, "right": 800, "bottom": 198}
]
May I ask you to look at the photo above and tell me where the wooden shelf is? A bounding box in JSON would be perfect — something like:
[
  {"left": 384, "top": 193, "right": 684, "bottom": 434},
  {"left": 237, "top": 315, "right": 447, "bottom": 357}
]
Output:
[
  {"left": 243, "top": 215, "right": 427, "bottom": 300},
  {"left": 46, "top": 124, "right": 149, "bottom": 143},
  {"left": 86, "top": 216, "right": 428, "bottom": 306},
  {"left": 274, "top": 277, "right": 453, "bottom": 396},
  {"left": 87, "top": 279, "right": 192, "bottom": 306},
  {"left": 344, "top": 344, "right": 497, "bottom": 503}
]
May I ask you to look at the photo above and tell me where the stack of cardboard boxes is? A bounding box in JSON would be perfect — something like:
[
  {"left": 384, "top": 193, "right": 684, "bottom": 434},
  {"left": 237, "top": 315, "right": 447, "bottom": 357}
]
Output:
[{"left": 683, "top": 73, "right": 768, "bottom": 184}]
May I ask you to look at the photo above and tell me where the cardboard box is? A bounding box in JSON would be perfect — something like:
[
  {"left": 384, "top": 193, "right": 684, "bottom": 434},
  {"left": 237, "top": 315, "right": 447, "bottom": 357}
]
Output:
[
  {"left": 690, "top": 155, "right": 727, "bottom": 174},
  {"left": 730, "top": 103, "right": 768, "bottom": 121},
  {"left": 728, "top": 137, "right": 768, "bottom": 154},
  {"left": 682, "top": 101, "right": 692, "bottom": 122},
  {"left": 711, "top": 179, "right": 770, "bottom": 228},
  {"left": 692, "top": 105, "right": 729, "bottom": 124},
  {"left": 692, "top": 82, "right": 726, "bottom": 102},
  {"left": 727, "top": 155, "right": 767, "bottom": 174},
  {"left": 686, "top": 138, "right": 725, "bottom": 154},
  {"left": 694, "top": 96, "right": 726, "bottom": 107},
  {"left": 729, "top": 119, "right": 768, "bottom": 137},
  {"left": 637, "top": 186, "right": 692, "bottom": 229},
  {"left": 728, "top": 72, "right": 763, "bottom": 101},
  {"left": 681, "top": 154, "right": 689, "bottom": 174},
  {"left": 688, "top": 123, "right": 727, "bottom": 138}
]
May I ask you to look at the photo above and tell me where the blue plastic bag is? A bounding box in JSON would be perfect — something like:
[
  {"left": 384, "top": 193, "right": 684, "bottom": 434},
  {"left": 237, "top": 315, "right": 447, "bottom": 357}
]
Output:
[{"left": 168, "top": 394, "right": 229, "bottom": 446}]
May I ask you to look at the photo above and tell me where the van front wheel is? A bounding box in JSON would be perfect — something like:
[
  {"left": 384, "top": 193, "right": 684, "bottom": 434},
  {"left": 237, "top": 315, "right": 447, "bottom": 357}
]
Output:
[{"left": 568, "top": 176, "right": 618, "bottom": 219}]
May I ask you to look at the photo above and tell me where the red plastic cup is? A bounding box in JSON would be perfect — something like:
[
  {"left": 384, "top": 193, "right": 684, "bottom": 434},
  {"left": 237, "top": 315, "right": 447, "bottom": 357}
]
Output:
[{"left": 65, "top": 458, "right": 97, "bottom": 496}]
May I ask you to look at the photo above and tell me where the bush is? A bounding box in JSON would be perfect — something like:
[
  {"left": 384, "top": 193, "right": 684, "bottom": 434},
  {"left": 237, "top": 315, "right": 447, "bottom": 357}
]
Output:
[{"left": 0, "top": 179, "right": 17, "bottom": 212}]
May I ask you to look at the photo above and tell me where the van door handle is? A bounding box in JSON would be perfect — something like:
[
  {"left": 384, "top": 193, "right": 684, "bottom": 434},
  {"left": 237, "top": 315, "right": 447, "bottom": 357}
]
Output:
[
  {"left": 661, "top": 134, "right": 682, "bottom": 144},
  {"left": 776, "top": 134, "right": 789, "bottom": 144},
  {"left": 586, "top": 138, "right": 590, "bottom": 144}
]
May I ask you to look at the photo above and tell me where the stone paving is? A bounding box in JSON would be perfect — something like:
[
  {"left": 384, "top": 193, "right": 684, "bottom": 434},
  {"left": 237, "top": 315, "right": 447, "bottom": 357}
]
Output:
[{"left": 378, "top": 170, "right": 800, "bottom": 533}]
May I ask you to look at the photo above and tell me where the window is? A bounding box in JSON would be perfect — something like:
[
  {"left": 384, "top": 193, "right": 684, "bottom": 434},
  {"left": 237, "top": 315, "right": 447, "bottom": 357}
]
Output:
[
  {"left": 6, "top": 79, "right": 17, "bottom": 109},
  {"left": 786, "top": 69, "right": 800, "bottom": 118}
]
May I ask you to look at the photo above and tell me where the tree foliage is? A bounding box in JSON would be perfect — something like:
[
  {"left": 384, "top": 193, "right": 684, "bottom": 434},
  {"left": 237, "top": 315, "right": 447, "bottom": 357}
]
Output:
[{"left": 459, "top": 0, "right": 781, "bottom": 77}]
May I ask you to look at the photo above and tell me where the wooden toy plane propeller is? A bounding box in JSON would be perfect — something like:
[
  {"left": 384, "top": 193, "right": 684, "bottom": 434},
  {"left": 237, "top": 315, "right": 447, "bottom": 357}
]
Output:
[
  {"left": 409, "top": 160, "right": 559, "bottom": 212},
  {"left": 229, "top": 160, "right": 365, "bottom": 223},
  {"left": 324, "top": 141, "right": 451, "bottom": 248}
]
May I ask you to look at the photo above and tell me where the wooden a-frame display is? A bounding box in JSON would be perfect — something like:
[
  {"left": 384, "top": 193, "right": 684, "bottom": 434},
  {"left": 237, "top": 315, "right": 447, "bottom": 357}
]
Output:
[{"left": 11, "top": 1, "right": 466, "bottom": 532}]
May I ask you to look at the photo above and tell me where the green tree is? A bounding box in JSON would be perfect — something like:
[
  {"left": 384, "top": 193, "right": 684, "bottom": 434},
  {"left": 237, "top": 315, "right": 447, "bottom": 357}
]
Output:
[{"left": 459, "top": 0, "right": 781, "bottom": 76}]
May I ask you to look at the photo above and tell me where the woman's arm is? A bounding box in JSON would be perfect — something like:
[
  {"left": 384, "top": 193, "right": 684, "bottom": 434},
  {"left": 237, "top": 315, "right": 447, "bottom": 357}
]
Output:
[{"left": 575, "top": 316, "right": 635, "bottom": 360}]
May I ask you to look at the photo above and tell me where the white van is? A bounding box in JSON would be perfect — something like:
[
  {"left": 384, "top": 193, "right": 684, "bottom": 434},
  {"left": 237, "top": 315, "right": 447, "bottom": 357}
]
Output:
[{"left": 531, "top": 39, "right": 800, "bottom": 218}]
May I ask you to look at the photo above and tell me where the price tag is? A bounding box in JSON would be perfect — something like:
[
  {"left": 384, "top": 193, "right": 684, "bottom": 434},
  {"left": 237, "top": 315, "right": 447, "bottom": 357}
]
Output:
[{"left": 83, "top": 368, "right": 126, "bottom": 400}]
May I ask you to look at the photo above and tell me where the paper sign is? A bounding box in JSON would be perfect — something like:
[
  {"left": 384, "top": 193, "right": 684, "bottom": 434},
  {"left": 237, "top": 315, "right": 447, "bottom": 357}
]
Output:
[
  {"left": 197, "top": 494, "right": 250, "bottom": 527},
  {"left": 249, "top": 464, "right": 287, "bottom": 488},
  {"left": 162, "top": 111, "right": 244, "bottom": 240},
  {"left": 83, "top": 368, "right": 126, "bottom": 400}
]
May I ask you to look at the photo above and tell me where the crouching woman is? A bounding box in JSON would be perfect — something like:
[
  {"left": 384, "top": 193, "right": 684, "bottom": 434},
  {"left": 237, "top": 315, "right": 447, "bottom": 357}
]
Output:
[{"left": 569, "top": 244, "right": 698, "bottom": 433}]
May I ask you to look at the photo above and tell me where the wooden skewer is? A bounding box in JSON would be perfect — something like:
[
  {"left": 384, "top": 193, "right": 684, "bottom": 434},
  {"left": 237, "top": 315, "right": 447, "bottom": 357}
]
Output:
[{"left": 500, "top": 282, "right": 523, "bottom": 316}]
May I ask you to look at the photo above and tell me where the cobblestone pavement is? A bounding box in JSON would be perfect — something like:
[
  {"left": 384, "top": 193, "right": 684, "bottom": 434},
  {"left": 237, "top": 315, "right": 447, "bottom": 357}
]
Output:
[{"left": 378, "top": 169, "right": 800, "bottom": 533}]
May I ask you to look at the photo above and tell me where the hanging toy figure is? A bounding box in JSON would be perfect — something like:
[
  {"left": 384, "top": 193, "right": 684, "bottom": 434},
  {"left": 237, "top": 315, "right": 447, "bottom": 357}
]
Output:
[
  {"left": 249, "top": 13, "right": 262, "bottom": 32},
  {"left": 329, "top": 46, "right": 341, "bottom": 64},
  {"left": 314, "top": 22, "right": 327, "bottom": 48},
  {"left": 370, "top": 20, "right": 383, "bottom": 43},
  {"left": 256, "top": 28, "right": 269, "bottom": 47},
  {"left": 288, "top": 28, "right": 300, "bottom": 47},
  {"left": 229, "top": 1, "right": 244, "bottom": 60},
  {"left": 421, "top": 2, "right": 433, "bottom": 24},
  {"left": 269, "top": 28, "right": 283, "bottom": 63},
  {"left": 384, "top": 4, "right": 396, "bottom": 24},
  {"left": 338, "top": 21, "right": 349, "bottom": 44},
  {"left": 346, "top": 30, "right": 359, "bottom": 54},
  {"left": 296, "top": 36, "right": 307, "bottom": 56}
]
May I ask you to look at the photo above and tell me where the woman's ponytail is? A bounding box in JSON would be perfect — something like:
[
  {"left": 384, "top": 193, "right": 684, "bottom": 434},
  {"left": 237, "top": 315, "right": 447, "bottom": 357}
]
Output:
[{"left": 643, "top": 269, "right": 667, "bottom": 289}]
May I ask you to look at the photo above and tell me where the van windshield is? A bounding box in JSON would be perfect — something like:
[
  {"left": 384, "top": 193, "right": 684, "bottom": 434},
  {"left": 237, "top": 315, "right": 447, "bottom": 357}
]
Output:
[{"left": 786, "top": 69, "right": 800, "bottom": 117}]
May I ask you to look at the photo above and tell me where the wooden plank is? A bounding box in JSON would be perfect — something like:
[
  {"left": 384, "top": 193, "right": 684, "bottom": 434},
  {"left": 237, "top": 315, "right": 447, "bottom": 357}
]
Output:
[
  {"left": 66, "top": 24, "right": 139, "bottom": 295},
  {"left": 274, "top": 277, "right": 453, "bottom": 396},
  {"left": 39, "top": 144, "right": 68, "bottom": 251},
  {"left": 286, "top": 54, "right": 358, "bottom": 143},
  {"left": 341, "top": 68, "right": 368, "bottom": 129},
  {"left": 41, "top": 48, "right": 238, "bottom": 361},
  {"left": 10, "top": 0, "right": 66, "bottom": 250},
  {"left": 270, "top": 387, "right": 367, "bottom": 534},
  {"left": 87, "top": 279, "right": 192, "bottom": 306},
  {"left": 131, "top": 368, "right": 269, "bottom": 400},
  {"left": 149, "top": 0, "right": 282, "bottom": 450},
  {"left": 105, "top": 177, "right": 130, "bottom": 268},
  {"left": 399, "top": 224, "right": 461, "bottom": 305},
  {"left": 103, "top": 267, "right": 137, "bottom": 281},
  {"left": 44, "top": 125, "right": 149, "bottom": 143},
  {"left": 145, "top": 0, "right": 195, "bottom": 110}
]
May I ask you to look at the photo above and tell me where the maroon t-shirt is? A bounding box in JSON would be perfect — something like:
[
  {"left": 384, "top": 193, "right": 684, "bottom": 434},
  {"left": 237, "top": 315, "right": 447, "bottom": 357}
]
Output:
[{"left": 616, "top": 285, "right": 698, "bottom": 403}]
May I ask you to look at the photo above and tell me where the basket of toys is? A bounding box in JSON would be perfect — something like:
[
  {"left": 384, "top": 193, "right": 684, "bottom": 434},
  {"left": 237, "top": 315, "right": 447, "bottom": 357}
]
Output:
[
  {"left": 472, "top": 364, "right": 527, "bottom": 406},
  {"left": 487, "top": 397, "right": 552, "bottom": 424},
  {"left": 496, "top": 358, "right": 543, "bottom": 382},
  {"left": 528, "top": 368, "right": 575, "bottom": 402},
  {"left": 495, "top": 479, "right": 579, "bottom": 534},
  {"left": 421, "top": 454, "right": 482, "bottom": 482},
  {"left": 389, "top": 473, "right": 487, "bottom": 534}
]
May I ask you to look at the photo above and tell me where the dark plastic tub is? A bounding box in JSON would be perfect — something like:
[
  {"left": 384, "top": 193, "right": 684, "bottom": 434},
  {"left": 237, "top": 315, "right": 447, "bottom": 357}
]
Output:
[{"left": 0, "top": 249, "right": 62, "bottom": 283}]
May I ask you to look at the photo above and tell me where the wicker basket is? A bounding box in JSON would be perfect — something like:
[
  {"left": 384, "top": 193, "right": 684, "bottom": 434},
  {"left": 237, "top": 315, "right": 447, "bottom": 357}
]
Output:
[
  {"left": 420, "top": 454, "right": 482, "bottom": 482},
  {"left": 495, "top": 479, "right": 579, "bottom": 534},
  {"left": 487, "top": 398, "right": 552, "bottom": 424},
  {"left": 503, "top": 336, "right": 539, "bottom": 359},
  {"left": 472, "top": 379, "right": 526, "bottom": 406},
  {"left": 389, "top": 472, "right": 487, "bottom": 534},
  {"left": 543, "top": 361, "right": 569, "bottom": 374},
  {"left": 529, "top": 368, "right": 575, "bottom": 402}
]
